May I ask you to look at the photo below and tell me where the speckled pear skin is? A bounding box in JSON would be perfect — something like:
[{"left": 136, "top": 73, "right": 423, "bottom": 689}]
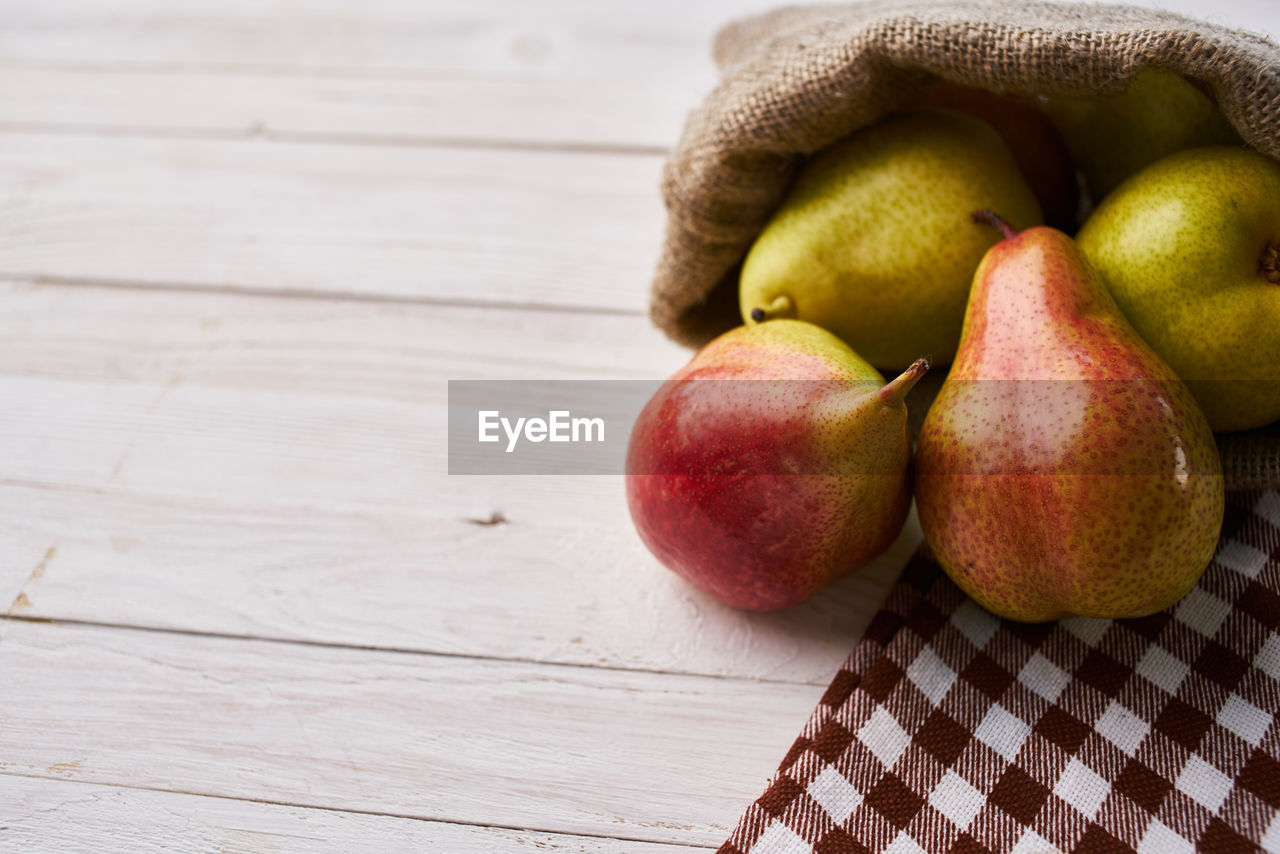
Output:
[
  {"left": 739, "top": 110, "right": 1041, "bottom": 370},
  {"left": 626, "top": 320, "right": 925, "bottom": 611},
  {"left": 1045, "top": 68, "right": 1241, "bottom": 204},
  {"left": 915, "top": 226, "right": 1225, "bottom": 622},
  {"left": 1077, "top": 146, "right": 1280, "bottom": 432},
  {"left": 908, "top": 81, "right": 1079, "bottom": 230}
]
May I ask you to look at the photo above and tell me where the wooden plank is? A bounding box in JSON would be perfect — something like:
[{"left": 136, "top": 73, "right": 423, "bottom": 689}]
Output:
[
  {"left": 0, "top": 279, "right": 684, "bottom": 385},
  {"left": 3, "top": 1, "right": 1269, "bottom": 80},
  {"left": 0, "top": 279, "right": 685, "bottom": 524},
  {"left": 0, "top": 482, "right": 913, "bottom": 683},
  {"left": 0, "top": 134, "right": 664, "bottom": 311},
  {"left": 0, "top": 775, "right": 707, "bottom": 853},
  {"left": 0, "top": 65, "right": 695, "bottom": 152},
  {"left": 0, "top": 281, "right": 913, "bottom": 683},
  {"left": 0, "top": 0, "right": 768, "bottom": 73},
  {"left": 0, "top": 1, "right": 1274, "bottom": 153},
  {"left": 0, "top": 1, "right": 787, "bottom": 149},
  {"left": 0, "top": 619, "right": 822, "bottom": 846}
]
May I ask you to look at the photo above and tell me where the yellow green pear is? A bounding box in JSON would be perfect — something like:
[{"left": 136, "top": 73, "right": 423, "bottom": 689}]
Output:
[
  {"left": 739, "top": 110, "right": 1041, "bottom": 370},
  {"left": 1078, "top": 146, "right": 1280, "bottom": 432},
  {"left": 1045, "top": 68, "right": 1240, "bottom": 204}
]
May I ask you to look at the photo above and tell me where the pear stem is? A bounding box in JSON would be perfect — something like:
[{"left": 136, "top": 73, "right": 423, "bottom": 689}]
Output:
[
  {"left": 878, "top": 358, "right": 929, "bottom": 407},
  {"left": 971, "top": 209, "right": 1019, "bottom": 240},
  {"left": 749, "top": 294, "right": 794, "bottom": 323},
  {"left": 1262, "top": 242, "right": 1280, "bottom": 284}
]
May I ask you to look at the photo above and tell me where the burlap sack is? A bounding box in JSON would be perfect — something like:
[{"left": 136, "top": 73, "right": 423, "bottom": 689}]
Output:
[{"left": 650, "top": 0, "right": 1280, "bottom": 488}]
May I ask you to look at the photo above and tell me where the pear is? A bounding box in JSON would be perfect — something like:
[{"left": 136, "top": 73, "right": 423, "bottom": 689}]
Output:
[
  {"left": 626, "top": 320, "right": 927, "bottom": 611},
  {"left": 1045, "top": 68, "right": 1240, "bottom": 204},
  {"left": 739, "top": 110, "right": 1041, "bottom": 370},
  {"left": 908, "top": 81, "right": 1079, "bottom": 229},
  {"left": 915, "top": 212, "right": 1224, "bottom": 622},
  {"left": 1078, "top": 146, "right": 1280, "bottom": 432}
]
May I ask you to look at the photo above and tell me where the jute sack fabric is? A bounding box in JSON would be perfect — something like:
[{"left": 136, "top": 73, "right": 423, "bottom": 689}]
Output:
[{"left": 649, "top": 0, "right": 1280, "bottom": 488}]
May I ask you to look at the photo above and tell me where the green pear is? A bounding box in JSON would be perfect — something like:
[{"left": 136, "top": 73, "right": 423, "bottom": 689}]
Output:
[
  {"left": 626, "top": 320, "right": 928, "bottom": 610},
  {"left": 739, "top": 110, "right": 1041, "bottom": 370},
  {"left": 915, "top": 213, "right": 1224, "bottom": 622},
  {"left": 1077, "top": 146, "right": 1280, "bottom": 432},
  {"left": 1045, "top": 68, "right": 1240, "bottom": 204}
]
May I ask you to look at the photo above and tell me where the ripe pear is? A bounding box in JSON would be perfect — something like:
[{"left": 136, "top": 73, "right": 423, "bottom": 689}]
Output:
[
  {"left": 626, "top": 320, "right": 928, "bottom": 611},
  {"left": 908, "top": 81, "right": 1079, "bottom": 229},
  {"left": 915, "top": 213, "right": 1224, "bottom": 622},
  {"left": 739, "top": 110, "right": 1041, "bottom": 370},
  {"left": 1045, "top": 68, "right": 1240, "bottom": 204},
  {"left": 1078, "top": 146, "right": 1280, "bottom": 432}
]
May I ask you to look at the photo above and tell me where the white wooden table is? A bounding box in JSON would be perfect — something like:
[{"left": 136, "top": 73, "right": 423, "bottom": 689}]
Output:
[{"left": 0, "top": 2, "right": 1275, "bottom": 851}]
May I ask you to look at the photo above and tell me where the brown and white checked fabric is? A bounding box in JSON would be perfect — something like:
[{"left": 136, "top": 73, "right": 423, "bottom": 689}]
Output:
[{"left": 721, "top": 490, "right": 1280, "bottom": 853}]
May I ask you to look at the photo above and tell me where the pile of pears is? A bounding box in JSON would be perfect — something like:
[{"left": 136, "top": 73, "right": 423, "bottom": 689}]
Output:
[{"left": 627, "top": 71, "right": 1280, "bottom": 621}]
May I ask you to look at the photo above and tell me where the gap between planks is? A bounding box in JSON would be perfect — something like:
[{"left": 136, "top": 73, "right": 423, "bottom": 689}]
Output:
[
  {"left": 0, "top": 132, "right": 666, "bottom": 312},
  {"left": 0, "top": 471, "right": 910, "bottom": 687},
  {"left": 0, "top": 773, "right": 714, "bottom": 852},
  {"left": 0, "top": 0, "right": 785, "bottom": 151},
  {"left": 0, "top": 120, "right": 672, "bottom": 158},
  {"left": 0, "top": 611, "right": 842, "bottom": 691},
  {"left": 6, "top": 272, "right": 649, "bottom": 317},
  {"left": 0, "top": 617, "right": 824, "bottom": 846},
  {"left": 0, "top": 281, "right": 905, "bottom": 685}
]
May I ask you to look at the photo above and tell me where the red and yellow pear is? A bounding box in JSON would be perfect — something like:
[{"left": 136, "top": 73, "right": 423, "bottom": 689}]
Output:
[
  {"left": 626, "top": 320, "right": 926, "bottom": 610},
  {"left": 915, "top": 213, "right": 1224, "bottom": 621}
]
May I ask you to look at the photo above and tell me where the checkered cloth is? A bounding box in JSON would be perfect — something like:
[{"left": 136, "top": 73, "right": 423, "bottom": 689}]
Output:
[{"left": 721, "top": 490, "right": 1280, "bottom": 853}]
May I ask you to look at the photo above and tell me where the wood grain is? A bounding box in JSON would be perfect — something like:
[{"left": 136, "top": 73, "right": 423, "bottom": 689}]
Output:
[
  {"left": 3, "top": 0, "right": 1268, "bottom": 75},
  {"left": 0, "top": 775, "right": 707, "bottom": 853},
  {"left": 0, "top": 280, "right": 914, "bottom": 683},
  {"left": 0, "top": 618, "right": 822, "bottom": 847},
  {"left": 0, "top": 0, "right": 1273, "bottom": 154},
  {"left": 0, "top": 134, "right": 664, "bottom": 311},
  {"left": 0, "top": 65, "right": 694, "bottom": 153},
  {"left": 0, "top": 0, "right": 785, "bottom": 149},
  {"left": 0, "top": 279, "right": 679, "bottom": 522},
  {"left": 0, "top": 279, "right": 684, "bottom": 385},
  {"left": 0, "top": 0, "right": 770, "bottom": 73},
  {"left": 0, "top": 481, "right": 914, "bottom": 683}
]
